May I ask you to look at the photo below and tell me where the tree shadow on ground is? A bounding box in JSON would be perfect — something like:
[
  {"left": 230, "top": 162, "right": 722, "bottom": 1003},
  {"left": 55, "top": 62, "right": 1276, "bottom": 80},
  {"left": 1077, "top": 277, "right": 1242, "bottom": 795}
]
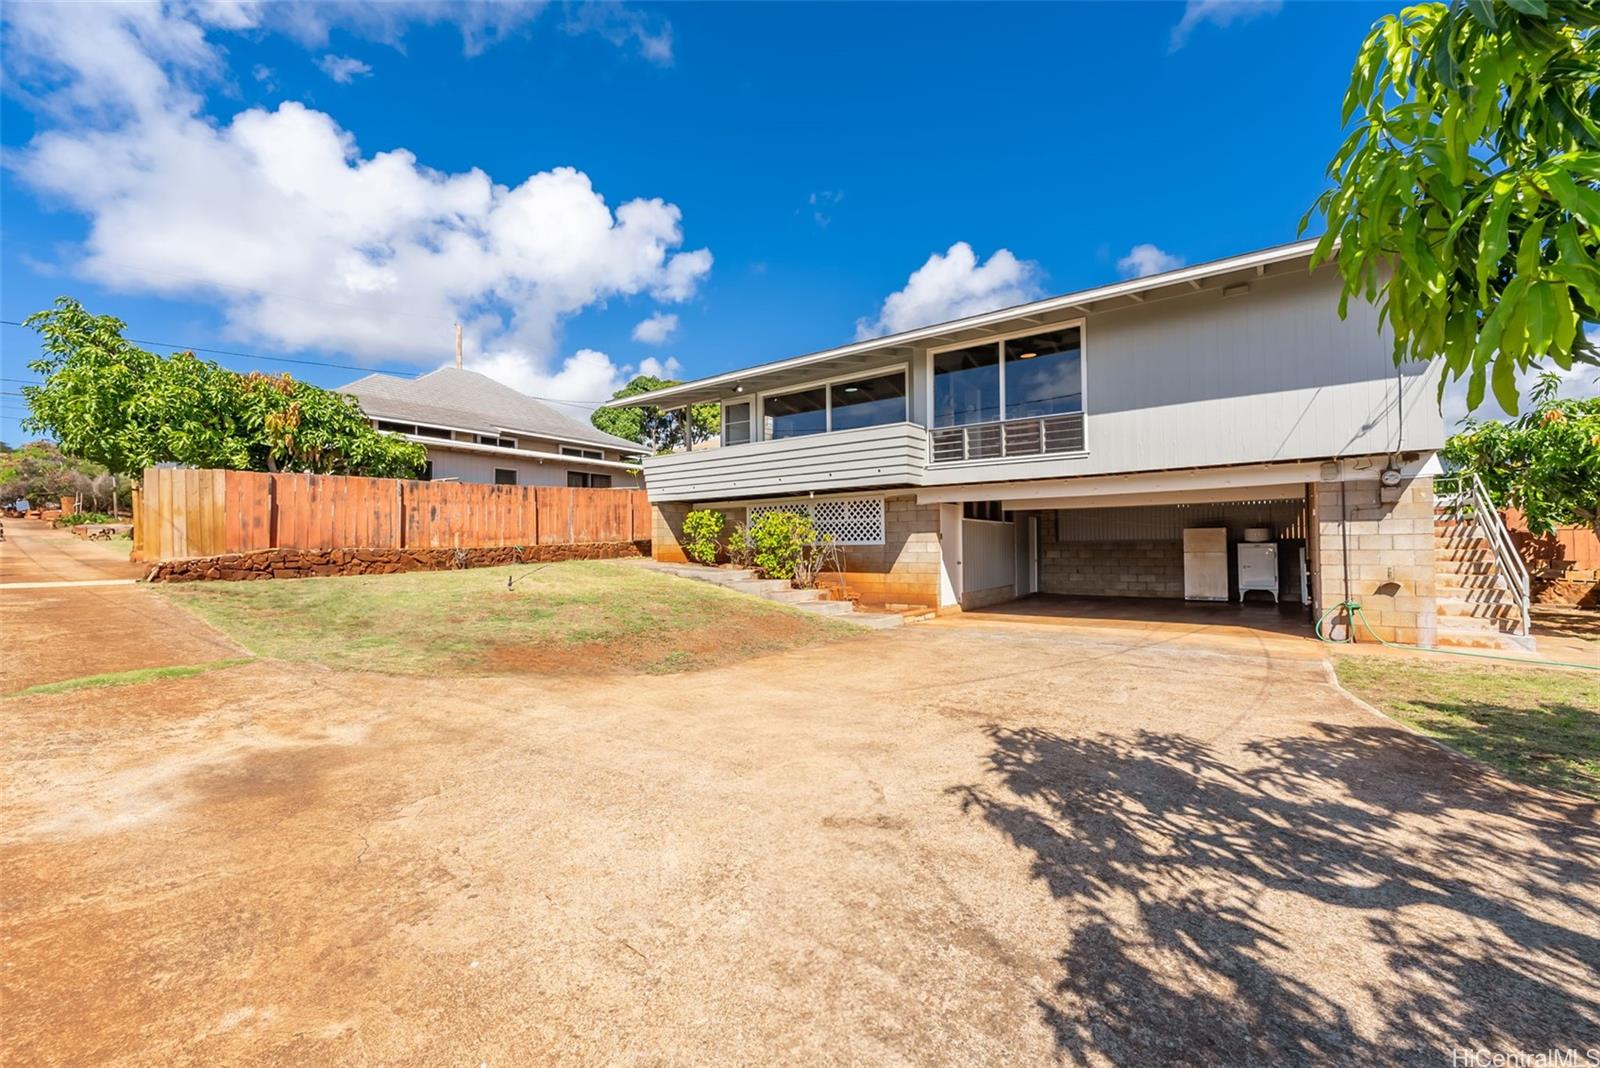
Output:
[{"left": 950, "top": 722, "right": 1600, "bottom": 1065}]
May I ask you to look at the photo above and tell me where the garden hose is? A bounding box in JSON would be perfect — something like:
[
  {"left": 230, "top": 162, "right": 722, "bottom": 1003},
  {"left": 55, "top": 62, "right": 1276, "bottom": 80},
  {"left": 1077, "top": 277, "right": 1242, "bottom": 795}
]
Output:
[{"left": 1316, "top": 600, "right": 1600, "bottom": 672}]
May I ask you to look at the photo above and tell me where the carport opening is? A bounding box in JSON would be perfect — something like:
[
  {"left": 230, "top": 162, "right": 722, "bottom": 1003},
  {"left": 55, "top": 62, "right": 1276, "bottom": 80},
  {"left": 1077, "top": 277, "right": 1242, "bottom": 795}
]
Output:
[{"left": 957, "top": 492, "right": 1315, "bottom": 637}]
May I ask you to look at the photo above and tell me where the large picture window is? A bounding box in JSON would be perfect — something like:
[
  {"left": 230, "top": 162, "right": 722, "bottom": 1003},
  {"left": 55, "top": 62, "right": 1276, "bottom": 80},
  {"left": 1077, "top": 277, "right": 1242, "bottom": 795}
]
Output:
[
  {"left": 1004, "top": 328, "right": 1082, "bottom": 419},
  {"left": 830, "top": 370, "right": 907, "bottom": 431},
  {"left": 933, "top": 344, "right": 1002, "bottom": 427},
  {"left": 763, "top": 386, "right": 827, "bottom": 439},
  {"left": 759, "top": 368, "right": 908, "bottom": 439}
]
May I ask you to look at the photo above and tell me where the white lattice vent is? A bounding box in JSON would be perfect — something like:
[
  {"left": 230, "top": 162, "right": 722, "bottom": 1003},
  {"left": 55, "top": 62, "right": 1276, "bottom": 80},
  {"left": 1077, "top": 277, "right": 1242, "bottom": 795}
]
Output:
[{"left": 747, "top": 497, "right": 885, "bottom": 545}]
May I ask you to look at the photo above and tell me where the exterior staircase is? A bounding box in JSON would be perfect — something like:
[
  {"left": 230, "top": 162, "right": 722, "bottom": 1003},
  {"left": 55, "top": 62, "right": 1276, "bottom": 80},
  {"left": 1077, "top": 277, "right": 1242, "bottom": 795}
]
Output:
[
  {"left": 648, "top": 563, "right": 905, "bottom": 629},
  {"left": 1433, "top": 474, "right": 1535, "bottom": 652}
]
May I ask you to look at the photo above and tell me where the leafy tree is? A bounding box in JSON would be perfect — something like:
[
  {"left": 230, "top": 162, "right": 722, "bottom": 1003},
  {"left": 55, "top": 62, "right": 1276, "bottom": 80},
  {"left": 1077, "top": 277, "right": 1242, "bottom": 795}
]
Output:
[
  {"left": 20, "top": 298, "right": 426, "bottom": 479},
  {"left": 1308, "top": 0, "right": 1600, "bottom": 415},
  {"left": 0, "top": 440, "right": 130, "bottom": 513},
  {"left": 1442, "top": 371, "right": 1600, "bottom": 536},
  {"left": 591, "top": 374, "right": 720, "bottom": 452}
]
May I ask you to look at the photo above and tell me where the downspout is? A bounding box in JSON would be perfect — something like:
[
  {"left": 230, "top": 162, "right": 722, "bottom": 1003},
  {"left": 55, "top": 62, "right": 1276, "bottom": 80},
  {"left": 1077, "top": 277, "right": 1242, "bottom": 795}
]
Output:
[{"left": 1339, "top": 477, "right": 1353, "bottom": 642}]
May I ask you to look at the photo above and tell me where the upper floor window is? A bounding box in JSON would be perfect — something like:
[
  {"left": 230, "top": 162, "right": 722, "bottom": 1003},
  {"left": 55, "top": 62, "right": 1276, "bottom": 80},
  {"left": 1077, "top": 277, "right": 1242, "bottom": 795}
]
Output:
[
  {"left": 479, "top": 434, "right": 516, "bottom": 448},
  {"left": 932, "top": 326, "right": 1082, "bottom": 428},
  {"left": 561, "top": 446, "right": 603, "bottom": 460},
  {"left": 761, "top": 367, "right": 908, "bottom": 440},
  {"left": 764, "top": 386, "right": 827, "bottom": 439},
  {"left": 723, "top": 401, "right": 751, "bottom": 446},
  {"left": 830, "top": 370, "right": 907, "bottom": 431}
]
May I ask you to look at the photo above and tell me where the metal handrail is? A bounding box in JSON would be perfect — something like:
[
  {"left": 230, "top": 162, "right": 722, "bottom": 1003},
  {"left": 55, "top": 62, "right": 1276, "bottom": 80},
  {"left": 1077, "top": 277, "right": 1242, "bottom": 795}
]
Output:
[
  {"left": 928, "top": 412, "right": 1085, "bottom": 464},
  {"left": 1435, "top": 471, "right": 1531, "bottom": 637}
]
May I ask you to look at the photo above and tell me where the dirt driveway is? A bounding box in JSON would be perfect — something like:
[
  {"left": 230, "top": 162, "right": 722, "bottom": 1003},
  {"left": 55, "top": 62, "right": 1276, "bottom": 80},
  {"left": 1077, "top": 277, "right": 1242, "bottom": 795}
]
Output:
[
  {"left": 3, "top": 585, "right": 1597, "bottom": 1064},
  {"left": 2, "top": 521, "right": 243, "bottom": 691}
]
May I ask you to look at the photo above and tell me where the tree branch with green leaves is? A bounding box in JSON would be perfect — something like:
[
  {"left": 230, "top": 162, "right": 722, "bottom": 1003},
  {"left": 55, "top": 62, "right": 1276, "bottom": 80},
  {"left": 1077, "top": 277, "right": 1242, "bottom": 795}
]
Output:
[
  {"left": 21, "top": 298, "right": 427, "bottom": 479},
  {"left": 1308, "top": 0, "right": 1600, "bottom": 415}
]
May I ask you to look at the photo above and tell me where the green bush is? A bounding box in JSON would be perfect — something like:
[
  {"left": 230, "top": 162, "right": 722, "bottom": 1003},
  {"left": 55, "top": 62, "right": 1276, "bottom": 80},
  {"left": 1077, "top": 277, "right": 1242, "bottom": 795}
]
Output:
[
  {"left": 744, "top": 510, "right": 809, "bottom": 581},
  {"left": 726, "top": 522, "right": 756, "bottom": 569},
  {"left": 681, "top": 508, "right": 725, "bottom": 565},
  {"left": 59, "top": 511, "right": 116, "bottom": 525}
]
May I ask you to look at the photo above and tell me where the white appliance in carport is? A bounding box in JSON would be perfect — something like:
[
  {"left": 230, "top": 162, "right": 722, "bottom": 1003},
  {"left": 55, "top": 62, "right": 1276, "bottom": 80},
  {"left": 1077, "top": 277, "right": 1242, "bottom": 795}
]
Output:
[
  {"left": 1182, "top": 527, "right": 1228, "bottom": 602},
  {"left": 1236, "top": 542, "right": 1280, "bottom": 602}
]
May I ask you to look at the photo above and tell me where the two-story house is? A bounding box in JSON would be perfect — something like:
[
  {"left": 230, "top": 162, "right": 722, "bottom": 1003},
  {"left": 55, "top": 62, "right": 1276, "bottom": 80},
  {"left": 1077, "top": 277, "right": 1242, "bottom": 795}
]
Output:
[
  {"left": 606, "top": 239, "right": 1532, "bottom": 651},
  {"left": 339, "top": 367, "right": 642, "bottom": 488}
]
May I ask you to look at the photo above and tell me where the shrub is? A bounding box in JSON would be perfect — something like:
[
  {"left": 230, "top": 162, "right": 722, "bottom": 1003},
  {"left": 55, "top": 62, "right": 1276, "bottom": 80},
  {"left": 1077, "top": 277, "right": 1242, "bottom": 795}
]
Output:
[
  {"left": 726, "top": 522, "right": 756, "bottom": 569},
  {"left": 746, "top": 510, "right": 838, "bottom": 587},
  {"left": 681, "top": 508, "right": 725, "bottom": 565},
  {"left": 59, "top": 511, "right": 116, "bottom": 525}
]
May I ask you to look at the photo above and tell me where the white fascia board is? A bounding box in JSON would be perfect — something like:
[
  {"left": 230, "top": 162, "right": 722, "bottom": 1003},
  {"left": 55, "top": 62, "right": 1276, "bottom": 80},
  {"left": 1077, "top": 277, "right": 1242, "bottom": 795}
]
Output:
[
  {"left": 912, "top": 453, "right": 1419, "bottom": 505},
  {"left": 411, "top": 437, "right": 640, "bottom": 472},
  {"left": 604, "top": 238, "right": 1323, "bottom": 410},
  {"left": 491, "top": 424, "right": 637, "bottom": 454}
]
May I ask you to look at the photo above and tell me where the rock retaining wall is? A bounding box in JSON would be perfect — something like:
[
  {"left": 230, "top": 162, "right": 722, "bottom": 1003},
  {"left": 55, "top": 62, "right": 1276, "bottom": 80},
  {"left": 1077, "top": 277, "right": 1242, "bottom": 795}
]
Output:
[{"left": 145, "top": 541, "right": 649, "bottom": 583}]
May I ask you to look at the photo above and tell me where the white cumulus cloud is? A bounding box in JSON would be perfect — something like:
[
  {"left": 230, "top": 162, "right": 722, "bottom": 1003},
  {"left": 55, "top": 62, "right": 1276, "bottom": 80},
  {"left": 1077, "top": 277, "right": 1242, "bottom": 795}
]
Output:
[
  {"left": 1116, "top": 243, "right": 1185, "bottom": 278},
  {"left": 5, "top": 1, "right": 710, "bottom": 404},
  {"left": 855, "top": 242, "right": 1041, "bottom": 341},
  {"left": 1169, "top": 0, "right": 1282, "bottom": 51},
  {"left": 631, "top": 312, "right": 679, "bottom": 345},
  {"left": 317, "top": 54, "right": 373, "bottom": 83},
  {"left": 1440, "top": 359, "right": 1600, "bottom": 428}
]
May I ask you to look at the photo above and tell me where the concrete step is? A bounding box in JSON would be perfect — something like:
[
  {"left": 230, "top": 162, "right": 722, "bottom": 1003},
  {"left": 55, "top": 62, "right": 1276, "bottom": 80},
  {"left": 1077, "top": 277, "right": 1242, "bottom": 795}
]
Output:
[
  {"left": 1437, "top": 598, "right": 1522, "bottom": 620},
  {"left": 763, "top": 587, "right": 826, "bottom": 604},
  {"left": 1435, "top": 624, "right": 1537, "bottom": 652},
  {"left": 645, "top": 561, "right": 894, "bottom": 629},
  {"left": 795, "top": 599, "right": 856, "bottom": 616},
  {"left": 730, "top": 578, "right": 794, "bottom": 595}
]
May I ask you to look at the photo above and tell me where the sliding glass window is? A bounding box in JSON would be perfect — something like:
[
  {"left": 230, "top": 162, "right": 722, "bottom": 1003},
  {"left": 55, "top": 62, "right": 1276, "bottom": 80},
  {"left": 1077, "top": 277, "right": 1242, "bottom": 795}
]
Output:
[
  {"left": 932, "top": 344, "right": 1002, "bottom": 427},
  {"left": 1003, "top": 327, "right": 1082, "bottom": 419},
  {"left": 830, "top": 370, "right": 907, "bottom": 431},
  {"left": 763, "top": 386, "right": 827, "bottom": 439}
]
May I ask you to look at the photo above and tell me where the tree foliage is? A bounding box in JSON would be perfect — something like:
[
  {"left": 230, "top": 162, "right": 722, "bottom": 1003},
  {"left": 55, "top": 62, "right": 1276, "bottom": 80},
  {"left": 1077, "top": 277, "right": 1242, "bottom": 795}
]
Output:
[
  {"left": 590, "top": 375, "right": 720, "bottom": 452},
  {"left": 0, "top": 440, "right": 130, "bottom": 513},
  {"left": 1443, "top": 371, "right": 1600, "bottom": 536},
  {"left": 20, "top": 298, "right": 427, "bottom": 479},
  {"left": 1309, "top": 0, "right": 1600, "bottom": 415}
]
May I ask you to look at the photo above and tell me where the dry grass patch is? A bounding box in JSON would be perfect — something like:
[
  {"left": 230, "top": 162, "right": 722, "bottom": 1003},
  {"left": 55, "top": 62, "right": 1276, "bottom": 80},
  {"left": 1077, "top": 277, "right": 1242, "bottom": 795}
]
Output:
[
  {"left": 157, "top": 560, "right": 859, "bottom": 677},
  {"left": 1334, "top": 653, "right": 1600, "bottom": 798}
]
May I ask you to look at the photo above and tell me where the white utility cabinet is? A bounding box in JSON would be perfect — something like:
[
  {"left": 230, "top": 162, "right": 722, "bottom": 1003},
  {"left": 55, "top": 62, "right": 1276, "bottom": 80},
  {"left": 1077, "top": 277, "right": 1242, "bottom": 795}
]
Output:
[
  {"left": 1183, "top": 527, "right": 1229, "bottom": 602},
  {"left": 1237, "top": 542, "right": 1280, "bottom": 602}
]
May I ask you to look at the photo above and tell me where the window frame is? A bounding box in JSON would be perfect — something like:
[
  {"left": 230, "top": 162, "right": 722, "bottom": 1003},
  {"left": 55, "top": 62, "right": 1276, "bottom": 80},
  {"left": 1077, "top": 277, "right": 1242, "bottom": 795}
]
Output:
[
  {"left": 493, "top": 468, "right": 518, "bottom": 486},
  {"left": 721, "top": 398, "right": 753, "bottom": 446},
  {"left": 560, "top": 446, "right": 604, "bottom": 460},
  {"left": 754, "top": 362, "right": 910, "bottom": 442},
  {"left": 925, "top": 320, "right": 1088, "bottom": 434}
]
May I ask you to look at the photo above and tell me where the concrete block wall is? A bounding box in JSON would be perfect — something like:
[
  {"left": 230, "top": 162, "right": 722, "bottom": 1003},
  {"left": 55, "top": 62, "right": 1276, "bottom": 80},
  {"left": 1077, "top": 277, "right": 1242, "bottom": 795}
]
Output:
[
  {"left": 825, "top": 496, "right": 942, "bottom": 609},
  {"left": 1037, "top": 509, "right": 1184, "bottom": 598},
  {"left": 1311, "top": 476, "right": 1438, "bottom": 644}
]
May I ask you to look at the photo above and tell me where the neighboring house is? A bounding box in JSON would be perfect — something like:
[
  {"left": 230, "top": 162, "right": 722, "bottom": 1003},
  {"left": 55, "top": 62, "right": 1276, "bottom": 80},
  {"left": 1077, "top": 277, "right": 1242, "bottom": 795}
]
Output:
[
  {"left": 606, "top": 238, "right": 1533, "bottom": 651},
  {"left": 339, "top": 367, "right": 642, "bottom": 488}
]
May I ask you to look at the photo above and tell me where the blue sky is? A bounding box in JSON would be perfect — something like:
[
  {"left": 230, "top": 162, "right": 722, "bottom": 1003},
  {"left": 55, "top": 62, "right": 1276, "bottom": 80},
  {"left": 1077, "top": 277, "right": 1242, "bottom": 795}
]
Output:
[{"left": 4, "top": 0, "right": 1566, "bottom": 448}]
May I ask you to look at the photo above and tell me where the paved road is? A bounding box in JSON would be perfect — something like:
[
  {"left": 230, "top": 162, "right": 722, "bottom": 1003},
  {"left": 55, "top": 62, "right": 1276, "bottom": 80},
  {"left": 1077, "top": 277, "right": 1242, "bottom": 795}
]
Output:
[{"left": 3, "top": 601, "right": 1595, "bottom": 1064}]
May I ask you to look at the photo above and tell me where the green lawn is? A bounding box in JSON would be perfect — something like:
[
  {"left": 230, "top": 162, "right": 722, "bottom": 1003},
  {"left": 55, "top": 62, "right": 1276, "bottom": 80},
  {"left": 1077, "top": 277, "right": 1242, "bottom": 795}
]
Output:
[
  {"left": 157, "top": 560, "right": 859, "bottom": 677},
  {"left": 1334, "top": 654, "right": 1600, "bottom": 798}
]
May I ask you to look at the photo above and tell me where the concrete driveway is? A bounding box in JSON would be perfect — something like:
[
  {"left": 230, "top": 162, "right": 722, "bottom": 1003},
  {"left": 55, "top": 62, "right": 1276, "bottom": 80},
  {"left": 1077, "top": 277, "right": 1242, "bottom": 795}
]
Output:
[{"left": 2, "top": 585, "right": 1596, "bottom": 1064}]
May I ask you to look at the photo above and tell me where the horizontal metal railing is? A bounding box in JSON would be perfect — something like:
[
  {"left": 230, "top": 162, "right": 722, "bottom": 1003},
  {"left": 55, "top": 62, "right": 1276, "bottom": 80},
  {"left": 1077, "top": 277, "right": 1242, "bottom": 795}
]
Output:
[
  {"left": 1434, "top": 471, "right": 1531, "bottom": 637},
  {"left": 928, "top": 412, "right": 1085, "bottom": 464}
]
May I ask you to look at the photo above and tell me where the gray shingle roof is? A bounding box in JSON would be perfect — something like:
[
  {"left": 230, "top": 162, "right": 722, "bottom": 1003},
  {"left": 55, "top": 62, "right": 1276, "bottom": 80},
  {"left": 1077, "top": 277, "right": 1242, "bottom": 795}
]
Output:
[{"left": 337, "top": 368, "right": 639, "bottom": 451}]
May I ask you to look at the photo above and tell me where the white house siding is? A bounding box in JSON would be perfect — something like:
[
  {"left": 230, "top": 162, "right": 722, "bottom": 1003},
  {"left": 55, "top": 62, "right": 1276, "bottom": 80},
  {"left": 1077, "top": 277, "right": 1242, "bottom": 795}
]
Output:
[
  {"left": 642, "top": 264, "right": 1443, "bottom": 502},
  {"left": 425, "top": 447, "right": 641, "bottom": 488},
  {"left": 910, "top": 265, "right": 1442, "bottom": 486}
]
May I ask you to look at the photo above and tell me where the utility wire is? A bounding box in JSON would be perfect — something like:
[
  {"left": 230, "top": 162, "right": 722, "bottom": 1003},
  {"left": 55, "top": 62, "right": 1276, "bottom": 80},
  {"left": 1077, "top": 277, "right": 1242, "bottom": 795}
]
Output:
[{"left": 1, "top": 320, "right": 614, "bottom": 408}]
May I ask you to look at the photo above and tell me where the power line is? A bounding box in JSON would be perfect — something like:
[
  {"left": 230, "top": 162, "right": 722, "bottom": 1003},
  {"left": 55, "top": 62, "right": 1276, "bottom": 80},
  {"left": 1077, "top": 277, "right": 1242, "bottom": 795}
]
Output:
[{"left": 0, "top": 320, "right": 614, "bottom": 409}]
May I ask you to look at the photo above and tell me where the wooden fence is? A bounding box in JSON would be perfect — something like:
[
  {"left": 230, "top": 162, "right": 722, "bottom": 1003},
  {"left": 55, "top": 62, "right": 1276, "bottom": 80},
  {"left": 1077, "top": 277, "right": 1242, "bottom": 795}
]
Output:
[
  {"left": 1504, "top": 508, "right": 1600, "bottom": 573},
  {"left": 132, "top": 467, "right": 651, "bottom": 562}
]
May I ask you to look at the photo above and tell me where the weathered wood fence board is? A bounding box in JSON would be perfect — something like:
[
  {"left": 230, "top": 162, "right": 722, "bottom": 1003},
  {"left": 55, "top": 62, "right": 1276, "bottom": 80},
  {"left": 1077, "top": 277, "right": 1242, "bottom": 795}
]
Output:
[{"left": 133, "top": 468, "right": 649, "bottom": 562}]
